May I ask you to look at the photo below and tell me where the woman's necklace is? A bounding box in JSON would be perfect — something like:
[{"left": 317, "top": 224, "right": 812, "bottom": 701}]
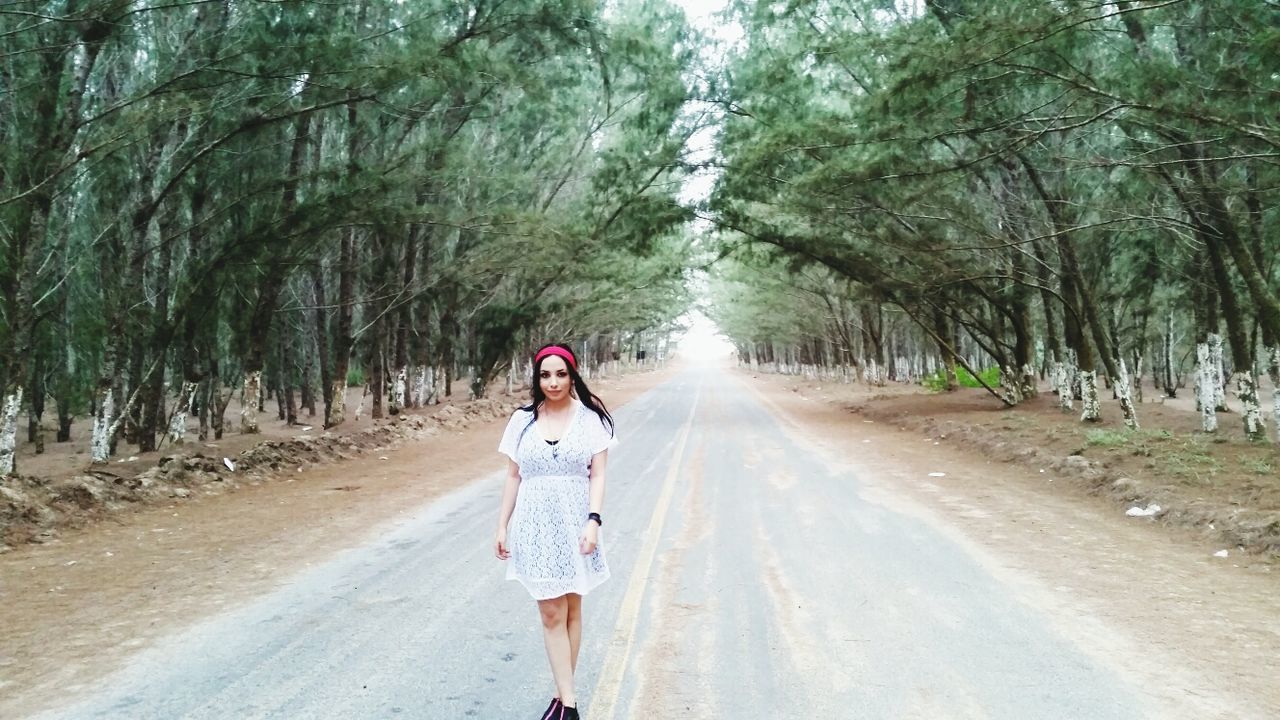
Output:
[{"left": 543, "top": 402, "right": 572, "bottom": 458}]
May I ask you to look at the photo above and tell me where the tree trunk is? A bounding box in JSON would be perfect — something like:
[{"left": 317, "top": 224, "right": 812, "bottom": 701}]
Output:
[
  {"left": 394, "top": 365, "right": 409, "bottom": 412},
  {"left": 56, "top": 398, "right": 73, "bottom": 443},
  {"left": 1235, "top": 372, "right": 1266, "bottom": 442},
  {"left": 1132, "top": 348, "right": 1144, "bottom": 405},
  {"left": 139, "top": 206, "right": 177, "bottom": 453},
  {"left": 328, "top": 230, "right": 356, "bottom": 428},
  {"left": 1054, "top": 358, "right": 1073, "bottom": 411},
  {"left": 1, "top": 22, "right": 112, "bottom": 474},
  {"left": 241, "top": 370, "right": 263, "bottom": 434},
  {"left": 209, "top": 360, "right": 229, "bottom": 441},
  {"left": 1199, "top": 181, "right": 1280, "bottom": 346},
  {"left": 1162, "top": 313, "right": 1177, "bottom": 399},
  {"left": 1116, "top": 358, "right": 1139, "bottom": 430},
  {"left": 1016, "top": 153, "right": 1117, "bottom": 383},
  {"left": 1196, "top": 342, "right": 1218, "bottom": 433},
  {"left": 932, "top": 308, "right": 958, "bottom": 391},
  {"left": 390, "top": 230, "right": 418, "bottom": 415},
  {"left": 27, "top": 352, "right": 45, "bottom": 454},
  {"left": 301, "top": 359, "right": 315, "bottom": 418},
  {"left": 89, "top": 385, "right": 115, "bottom": 464},
  {"left": 1079, "top": 370, "right": 1101, "bottom": 423},
  {"left": 1032, "top": 241, "right": 1062, "bottom": 372},
  {"left": 371, "top": 339, "right": 385, "bottom": 419},
  {"left": 278, "top": 330, "right": 297, "bottom": 426},
  {"left": 1269, "top": 346, "right": 1280, "bottom": 443},
  {"left": 1203, "top": 234, "right": 1250, "bottom": 382},
  {"left": 0, "top": 387, "right": 23, "bottom": 474},
  {"left": 417, "top": 366, "right": 432, "bottom": 407},
  {"left": 241, "top": 297, "right": 285, "bottom": 433},
  {"left": 285, "top": 382, "right": 297, "bottom": 426},
  {"left": 311, "top": 263, "right": 333, "bottom": 425},
  {"left": 198, "top": 379, "right": 211, "bottom": 442},
  {"left": 214, "top": 384, "right": 232, "bottom": 441},
  {"left": 168, "top": 381, "right": 199, "bottom": 445},
  {"left": 1208, "top": 333, "right": 1227, "bottom": 412}
]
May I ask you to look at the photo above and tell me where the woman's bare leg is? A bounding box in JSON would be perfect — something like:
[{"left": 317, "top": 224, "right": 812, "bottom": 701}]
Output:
[
  {"left": 566, "top": 593, "right": 583, "bottom": 673},
  {"left": 538, "top": 596, "right": 576, "bottom": 707}
]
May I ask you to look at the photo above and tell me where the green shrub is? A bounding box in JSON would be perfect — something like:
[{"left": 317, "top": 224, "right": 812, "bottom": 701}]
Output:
[
  {"left": 922, "top": 366, "right": 1001, "bottom": 392},
  {"left": 959, "top": 366, "right": 1001, "bottom": 388},
  {"left": 922, "top": 371, "right": 951, "bottom": 393},
  {"left": 346, "top": 367, "right": 366, "bottom": 386}
]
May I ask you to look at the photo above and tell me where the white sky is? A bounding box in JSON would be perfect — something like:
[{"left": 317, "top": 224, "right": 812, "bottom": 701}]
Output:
[
  {"left": 674, "top": 0, "right": 738, "bottom": 207},
  {"left": 676, "top": 309, "right": 738, "bottom": 362},
  {"left": 671, "top": 0, "right": 740, "bottom": 360}
]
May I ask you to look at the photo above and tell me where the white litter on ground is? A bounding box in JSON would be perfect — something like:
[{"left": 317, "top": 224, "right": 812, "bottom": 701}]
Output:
[
  {"left": 1213, "top": 549, "right": 1229, "bottom": 558},
  {"left": 1125, "top": 503, "right": 1161, "bottom": 517},
  {"left": 223, "top": 458, "right": 236, "bottom": 472},
  {"left": 928, "top": 472, "right": 946, "bottom": 478}
]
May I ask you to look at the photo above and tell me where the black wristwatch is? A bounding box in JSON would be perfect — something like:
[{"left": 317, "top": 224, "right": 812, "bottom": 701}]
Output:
[{"left": 587, "top": 512, "right": 602, "bottom": 527}]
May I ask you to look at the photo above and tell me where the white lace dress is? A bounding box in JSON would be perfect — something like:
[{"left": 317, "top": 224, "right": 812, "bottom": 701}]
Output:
[{"left": 499, "top": 401, "right": 616, "bottom": 600}]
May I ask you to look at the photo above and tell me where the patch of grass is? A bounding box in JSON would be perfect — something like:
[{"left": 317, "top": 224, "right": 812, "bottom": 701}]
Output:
[
  {"left": 1240, "top": 458, "right": 1274, "bottom": 475},
  {"left": 1126, "top": 429, "right": 1173, "bottom": 457},
  {"left": 1073, "top": 427, "right": 1167, "bottom": 454},
  {"left": 1162, "top": 437, "right": 1222, "bottom": 483},
  {"left": 1085, "top": 429, "right": 1131, "bottom": 447},
  {"left": 922, "top": 366, "right": 1002, "bottom": 392}
]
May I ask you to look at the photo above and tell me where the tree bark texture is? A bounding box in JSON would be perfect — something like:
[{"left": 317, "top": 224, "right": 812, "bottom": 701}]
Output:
[
  {"left": 1116, "top": 358, "right": 1139, "bottom": 430},
  {"left": 1196, "top": 343, "right": 1218, "bottom": 433},
  {"left": 240, "top": 370, "right": 262, "bottom": 434},
  {"left": 1079, "top": 369, "right": 1101, "bottom": 423}
]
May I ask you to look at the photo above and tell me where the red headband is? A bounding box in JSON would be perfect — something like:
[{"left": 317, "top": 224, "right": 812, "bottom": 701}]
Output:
[{"left": 534, "top": 346, "right": 577, "bottom": 371}]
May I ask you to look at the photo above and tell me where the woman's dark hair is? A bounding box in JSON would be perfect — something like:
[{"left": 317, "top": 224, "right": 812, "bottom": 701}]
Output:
[{"left": 521, "top": 343, "right": 614, "bottom": 435}]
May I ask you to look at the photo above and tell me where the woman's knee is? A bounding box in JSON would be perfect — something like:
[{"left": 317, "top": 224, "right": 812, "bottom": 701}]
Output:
[
  {"left": 565, "top": 594, "right": 582, "bottom": 623},
  {"left": 538, "top": 597, "right": 568, "bottom": 628}
]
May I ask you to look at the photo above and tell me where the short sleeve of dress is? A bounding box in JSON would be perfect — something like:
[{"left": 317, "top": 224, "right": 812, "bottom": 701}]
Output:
[
  {"left": 587, "top": 412, "right": 617, "bottom": 455},
  {"left": 498, "top": 410, "right": 531, "bottom": 461}
]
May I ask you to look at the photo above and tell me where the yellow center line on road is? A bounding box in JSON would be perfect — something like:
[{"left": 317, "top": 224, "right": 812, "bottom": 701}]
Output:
[{"left": 590, "top": 385, "right": 701, "bottom": 720}]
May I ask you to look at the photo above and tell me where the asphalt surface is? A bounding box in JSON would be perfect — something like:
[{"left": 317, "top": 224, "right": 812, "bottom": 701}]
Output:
[{"left": 37, "top": 368, "right": 1147, "bottom": 719}]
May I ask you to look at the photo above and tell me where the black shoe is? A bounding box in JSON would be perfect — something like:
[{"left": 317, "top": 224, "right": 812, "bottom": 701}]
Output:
[
  {"left": 539, "top": 697, "right": 562, "bottom": 720},
  {"left": 560, "top": 706, "right": 580, "bottom": 720}
]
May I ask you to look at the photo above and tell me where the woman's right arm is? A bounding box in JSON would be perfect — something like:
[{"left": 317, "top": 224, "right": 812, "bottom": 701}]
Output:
[{"left": 494, "top": 459, "right": 520, "bottom": 560}]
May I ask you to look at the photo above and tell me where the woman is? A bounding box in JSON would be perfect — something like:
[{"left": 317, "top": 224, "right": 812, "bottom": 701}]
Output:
[{"left": 495, "top": 343, "right": 616, "bottom": 720}]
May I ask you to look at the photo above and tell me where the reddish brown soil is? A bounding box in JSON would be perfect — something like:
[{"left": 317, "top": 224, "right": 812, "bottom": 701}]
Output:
[{"left": 836, "top": 383, "right": 1280, "bottom": 554}]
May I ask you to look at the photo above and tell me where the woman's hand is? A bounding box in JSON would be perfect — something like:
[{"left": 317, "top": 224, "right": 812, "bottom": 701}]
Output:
[
  {"left": 579, "top": 521, "right": 599, "bottom": 555},
  {"left": 495, "top": 527, "right": 510, "bottom": 560}
]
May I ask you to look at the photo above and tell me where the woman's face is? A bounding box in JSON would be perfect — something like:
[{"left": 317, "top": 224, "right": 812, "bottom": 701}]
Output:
[{"left": 539, "top": 355, "right": 571, "bottom": 402}]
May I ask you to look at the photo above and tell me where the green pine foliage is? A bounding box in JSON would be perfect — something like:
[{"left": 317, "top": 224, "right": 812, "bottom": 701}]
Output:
[
  {"left": 707, "top": 0, "right": 1278, "bottom": 405},
  {"left": 0, "top": 0, "right": 701, "bottom": 463}
]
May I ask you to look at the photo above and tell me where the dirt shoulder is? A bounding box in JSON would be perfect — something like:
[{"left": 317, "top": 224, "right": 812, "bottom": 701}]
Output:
[
  {"left": 0, "top": 364, "right": 673, "bottom": 718},
  {"left": 742, "top": 370, "right": 1280, "bottom": 718},
  {"left": 845, "top": 382, "right": 1279, "bottom": 555}
]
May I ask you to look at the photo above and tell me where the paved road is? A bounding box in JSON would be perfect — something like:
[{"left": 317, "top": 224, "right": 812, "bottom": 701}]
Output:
[{"left": 38, "top": 368, "right": 1146, "bottom": 719}]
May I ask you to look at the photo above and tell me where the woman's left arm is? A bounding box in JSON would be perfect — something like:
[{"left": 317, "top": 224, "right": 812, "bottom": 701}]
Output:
[{"left": 580, "top": 450, "right": 607, "bottom": 554}]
